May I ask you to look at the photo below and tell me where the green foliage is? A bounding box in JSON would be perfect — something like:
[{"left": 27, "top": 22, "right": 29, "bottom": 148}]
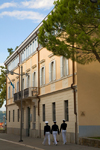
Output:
[
  {"left": 0, "top": 65, "right": 6, "bottom": 108},
  {"left": 38, "top": 0, "right": 100, "bottom": 64},
  {"left": 0, "top": 48, "right": 15, "bottom": 108}
]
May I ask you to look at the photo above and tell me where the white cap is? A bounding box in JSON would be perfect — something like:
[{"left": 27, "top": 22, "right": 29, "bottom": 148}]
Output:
[
  {"left": 45, "top": 121, "right": 48, "bottom": 124},
  {"left": 63, "top": 119, "right": 65, "bottom": 122}
]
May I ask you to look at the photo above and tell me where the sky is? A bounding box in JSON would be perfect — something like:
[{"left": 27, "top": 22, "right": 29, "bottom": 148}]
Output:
[{"left": 0, "top": 0, "right": 55, "bottom": 111}]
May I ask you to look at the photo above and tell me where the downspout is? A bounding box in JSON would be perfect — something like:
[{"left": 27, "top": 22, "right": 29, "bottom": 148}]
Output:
[
  {"left": 37, "top": 47, "right": 40, "bottom": 116},
  {"left": 37, "top": 38, "right": 41, "bottom": 138},
  {"left": 17, "top": 52, "right": 20, "bottom": 91},
  {"left": 71, "top": 46, "right": 77, "bottom": 144}
]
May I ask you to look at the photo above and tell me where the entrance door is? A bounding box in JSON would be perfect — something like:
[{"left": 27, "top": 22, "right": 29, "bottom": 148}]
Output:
[{"left": 27, "top": 107, "right": 30, "bottom": 136}]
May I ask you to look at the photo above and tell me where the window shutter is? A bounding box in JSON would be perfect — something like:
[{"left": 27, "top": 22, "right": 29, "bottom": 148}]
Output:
[
  {"left": 49, "top": 62, "right": 51, "bottom": 82},
  {"left": 54, "top": 60, "right": 56, "bottom": 80},
  {"left": 60, "top": 56, "right": 63, "bottom": 77},
  {"left": 44, "top": 66, "right": 45, "bottom": 84},
  {"left": 66, "top": 59, "right": 69, "bottom": 76},
  {"left": 40, "top": 68, "right": 42, "bottom": 86}
]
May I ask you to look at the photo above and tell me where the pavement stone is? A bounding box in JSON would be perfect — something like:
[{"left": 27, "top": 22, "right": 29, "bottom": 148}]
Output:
[{"left": 0, "top": 133, "right": 100, "bottom": 150}]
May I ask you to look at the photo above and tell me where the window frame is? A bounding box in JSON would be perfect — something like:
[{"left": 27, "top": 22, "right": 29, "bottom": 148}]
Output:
[
  {"left": 13, "top": 110, "right": 15, "bottom": 122},
  {"left": 64, "top": 100, "right": 69, "bottom": 121},
  {"left": 9, "top": 111, "right": 10, "bottom": 122},
  {"left": 42, "top": 104, "right": 45, "bottom": 122},
  {"left": 52, "top": 102, "right": 56, "bottom": 121},
  {"left": 49, "top": 60, "right": 56, "bottom": 82}
]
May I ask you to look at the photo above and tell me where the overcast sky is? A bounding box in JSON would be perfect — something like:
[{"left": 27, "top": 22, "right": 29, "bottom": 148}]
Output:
[{"left": 0, "top": 0, "right": 55, "bottom": 111}]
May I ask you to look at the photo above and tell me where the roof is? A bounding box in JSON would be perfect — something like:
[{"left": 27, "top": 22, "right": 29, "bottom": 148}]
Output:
[{"left": 4, "top": 9, "right": 53, "bottom": 66}]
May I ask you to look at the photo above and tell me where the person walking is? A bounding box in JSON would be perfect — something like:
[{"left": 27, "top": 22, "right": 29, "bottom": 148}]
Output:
[
  {"left": 51, "top": 121, "right": 59, "bottom": 145},
  {"left": 42, "top": 121, "right": 51, "bottom": 145},
  {"left": 60, "top": 119, "right": 67, "bottom": 145}
]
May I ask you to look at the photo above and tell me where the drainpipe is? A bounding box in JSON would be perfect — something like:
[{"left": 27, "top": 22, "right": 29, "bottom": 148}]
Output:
[
  {"left": 17, "top": 52, "right": 20, "bottom": 91},
  {"left": 71, "top": 46, "right": 77, "bottom": 144},
  {"left": 37, "top": 40, "right": 41, "bottom": 138},
  {"left": 37, "top": 46, "right": 40, "bottom": 116}
]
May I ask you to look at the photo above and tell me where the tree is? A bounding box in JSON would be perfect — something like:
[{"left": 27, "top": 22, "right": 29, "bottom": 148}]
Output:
[
  {"left": 0, "top": 48, "right": 14, "bottom": 108},
  {"left": 38, "top": 0, "right": 100, "bottom": 64}
]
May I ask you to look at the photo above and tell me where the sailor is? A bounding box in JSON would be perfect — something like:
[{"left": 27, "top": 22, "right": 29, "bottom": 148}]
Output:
[
  {"left": 51, "top": 121, "right": 59, "bottom": 145},
  {"left": 60, "top": 119, "right": 67, "bottom": 145},
  {"left": 42, "top": 121, "right": 51, "bottom": 145}
]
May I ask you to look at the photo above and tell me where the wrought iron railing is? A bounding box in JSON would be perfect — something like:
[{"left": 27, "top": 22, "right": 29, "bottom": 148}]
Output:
[{"left": 14, "top": 87, "right": 39, "bottom": 102}]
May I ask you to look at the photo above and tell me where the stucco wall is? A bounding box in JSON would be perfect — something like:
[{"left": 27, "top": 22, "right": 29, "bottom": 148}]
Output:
[{"left": 77, "top": 61, "right": 100, "bottom": 137}]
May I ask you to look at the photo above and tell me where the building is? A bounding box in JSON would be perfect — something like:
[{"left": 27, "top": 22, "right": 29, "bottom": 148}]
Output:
[{"left": 4, "top": 15, "right": 100, "bottom": 144}]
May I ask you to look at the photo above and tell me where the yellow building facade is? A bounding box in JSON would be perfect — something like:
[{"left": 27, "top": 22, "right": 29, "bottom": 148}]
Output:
[{"left": 4, "top": 19, "right": 100, "bottom": 144}]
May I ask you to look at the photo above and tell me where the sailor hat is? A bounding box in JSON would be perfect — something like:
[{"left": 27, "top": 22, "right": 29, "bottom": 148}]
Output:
[{"left": 45, "top": 121, "right": 48, "bottom": 124}]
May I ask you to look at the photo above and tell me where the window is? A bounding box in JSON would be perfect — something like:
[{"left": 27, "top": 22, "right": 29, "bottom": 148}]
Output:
[
  {"left": 13, "top": 110, "right": 15, "bottom": 122},
  {"left": 30, "top": 44, "right": 32, "bottom": 54},
  {"left": 8, "top": 55, "right": 19, "bottom": 71},
  {"left": 33, "top": 72, "right": 36, "bottom": 87},
  {"left": 18, "top": 109, "right": 19, "bottom": 122},
  {"left": 8, "top": 86, "right": 10, "bottom": 99},
  {"left": 65, "top": 100, "right": 69, "bottom": 121},
  {"left": 33, "top": 106, "right": 36, "bottom": 129},
  {"left": 49, "top": 60, "right": 56, "bottom": 82},
  {"left": 27, "top": 75, "right": 30, "bottom": 88},
  {"left": 24, "top": 49, "right": 26, "bottom": 60},
  {"left": 61, "top": 56, "right": 69, "bottom": 77},
  {"left": 12, "top": 83, "right": 14, "bottom": 98},
  {"left": 40, "top": 66, "right": 45, "bottom": 86},
  {"left": 17, "top": 81, "right": 19, "bottom": 92},
  {"left": 52, "top": 102, "right": 56, "bottom": 121},
  {"left": 26, "top": 47, "right": 28, "bottom": 58},
  {"left": 43, "top": 104, "right": 45, "bottom": 122},
  {"left": 33, "top": 41, "right": 35, "bottom": 52},
  {"left": 9, "top": 111, "right": 10, "bottom": 122}
]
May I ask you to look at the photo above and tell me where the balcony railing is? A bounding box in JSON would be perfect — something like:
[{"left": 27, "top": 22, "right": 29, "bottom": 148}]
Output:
[{"left": 14, "top": 87, "right": 38, "bottom": 102}]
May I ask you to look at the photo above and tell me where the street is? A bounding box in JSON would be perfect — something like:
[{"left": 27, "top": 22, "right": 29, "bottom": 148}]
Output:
[{"left": 0, "top": 133, "right": 100, "bottom": 150}]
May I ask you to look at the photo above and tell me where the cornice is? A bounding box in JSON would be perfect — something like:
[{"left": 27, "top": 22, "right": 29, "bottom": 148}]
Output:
[
  {"left": 39, "top": 59, "right": 45, "bottom": 64},
  {"left": 48, "top": 53, "right": 54, "bottom": 58},
  {"left": 4, "top": 9, "right": 53, "bottom": 66},
  {"left": 26, "top": 68, "right": 30, "bottom": 72},
  {"left": 12, "top": 79, "right": 15, "bottom": 82},
  {"left": 32, "top": 64, "right": 37, "bottom": 69}
]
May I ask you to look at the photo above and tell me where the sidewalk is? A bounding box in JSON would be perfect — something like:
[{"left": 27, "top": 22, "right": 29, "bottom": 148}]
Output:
[{"left": 0, "top": 133, "right": 99, "bottom": 150}]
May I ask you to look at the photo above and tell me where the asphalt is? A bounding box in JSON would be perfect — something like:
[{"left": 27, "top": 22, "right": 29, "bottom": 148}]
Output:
[{"left": 0, "top": 133, "right": 99, "bottom": 150}]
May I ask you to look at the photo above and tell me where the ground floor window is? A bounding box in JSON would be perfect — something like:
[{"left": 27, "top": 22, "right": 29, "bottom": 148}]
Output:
[
  {"left": 43, "top": 104, "right": 45, "bottom": 122},
  {"left": 9, "top": 111, "right": 10, "bottom": 122},
  {"left": 52, "top": 102, "right": 56, "bottom": 121},
  {"left": 18, "top": 109, "right": 19, "bottom": 122},
  {"left": 65, "top": 100, "right": 69, "bottom": 121}
]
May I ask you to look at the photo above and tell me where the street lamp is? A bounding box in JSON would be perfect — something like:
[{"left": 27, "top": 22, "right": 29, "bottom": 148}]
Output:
[
  {"left": 6, "top": 66, "right": 28, "bottom": 142},
  {"left": 90, "top": 0, "right": 97, "bottom": 3}
]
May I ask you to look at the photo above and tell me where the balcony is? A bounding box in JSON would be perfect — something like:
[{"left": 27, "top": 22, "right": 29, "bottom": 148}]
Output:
[{"left": 14, "top": 87, "right": 38, "bottom": 102}]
